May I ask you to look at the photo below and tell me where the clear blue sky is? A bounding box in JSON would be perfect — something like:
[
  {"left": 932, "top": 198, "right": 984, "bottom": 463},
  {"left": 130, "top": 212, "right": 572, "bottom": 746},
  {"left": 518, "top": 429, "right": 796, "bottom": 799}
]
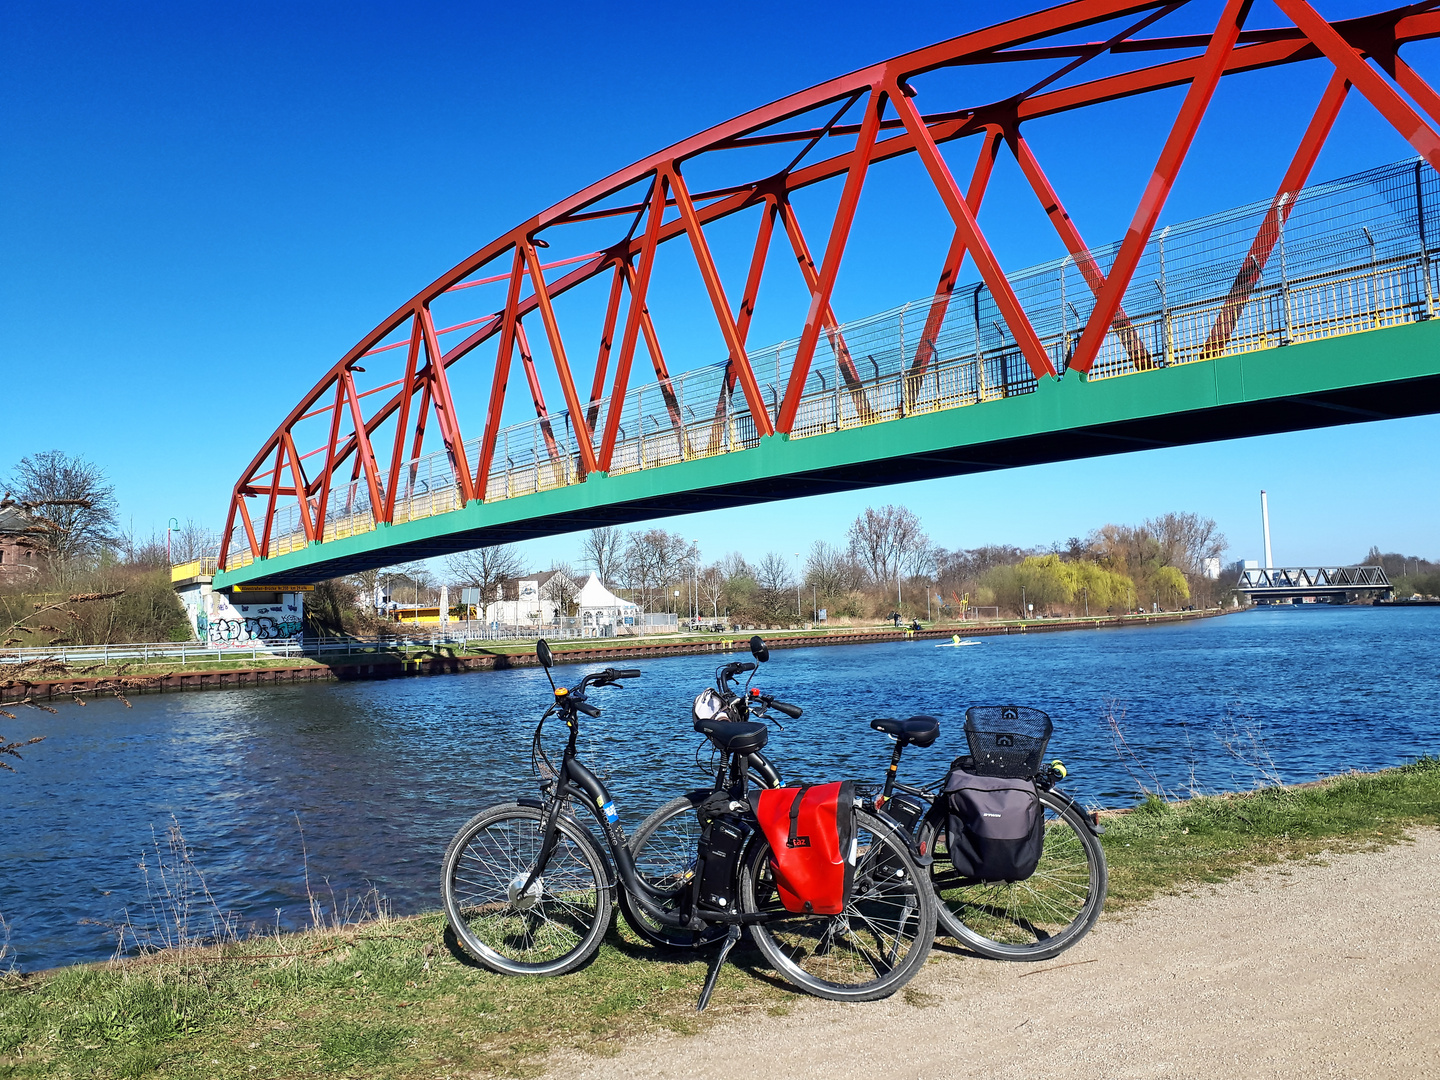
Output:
[{"left": 3, "top": 0, "right": 1437, "bottom": 573}]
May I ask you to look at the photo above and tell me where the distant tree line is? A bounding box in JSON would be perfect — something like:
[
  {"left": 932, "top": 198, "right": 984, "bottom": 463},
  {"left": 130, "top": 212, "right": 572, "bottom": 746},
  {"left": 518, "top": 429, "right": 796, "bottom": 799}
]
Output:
[
  {"left": 403, "top": 505, "right": 1237, "bottom": 627},
  {"left": 1365, "top": 546, "right": 1440, "bottom": 598}
]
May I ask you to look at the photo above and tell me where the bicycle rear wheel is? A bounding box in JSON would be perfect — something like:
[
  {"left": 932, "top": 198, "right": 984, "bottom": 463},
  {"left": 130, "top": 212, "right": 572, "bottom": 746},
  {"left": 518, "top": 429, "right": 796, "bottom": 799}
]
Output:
[
  {"left": 619, "top": 794, "right": 728, "bottom": 949},
  {"left": 441, "top": 801, "right": 612, "bottom": 976},
  {"left": 922, "top": 789, "right": 1106, "bottom": 961},
  {"left": 740, "top": 805, "right": 935, "bottom": 1002}
]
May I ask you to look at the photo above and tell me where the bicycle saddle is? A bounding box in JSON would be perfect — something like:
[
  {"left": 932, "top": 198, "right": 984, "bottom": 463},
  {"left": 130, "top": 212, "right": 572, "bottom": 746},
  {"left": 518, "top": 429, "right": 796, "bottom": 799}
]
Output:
[
  {"left": 870, "top": 715, "right": 941, "bottom": 747},
  {"left": 694, "top": 718, "right": 769, "bottom": 754}
]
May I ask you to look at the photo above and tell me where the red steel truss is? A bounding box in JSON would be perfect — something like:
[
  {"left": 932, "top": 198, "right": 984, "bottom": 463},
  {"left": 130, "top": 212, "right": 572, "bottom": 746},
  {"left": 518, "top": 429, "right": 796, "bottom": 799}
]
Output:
[{"left": 220, "top": 0, "right": 1440, "bottom": 571}]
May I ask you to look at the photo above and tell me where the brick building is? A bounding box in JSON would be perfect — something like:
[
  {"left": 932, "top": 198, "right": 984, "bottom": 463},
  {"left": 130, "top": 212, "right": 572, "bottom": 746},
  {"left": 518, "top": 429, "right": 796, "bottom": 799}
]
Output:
[{"left": 0, "top": 505, "right": 43, "bottom": 582}]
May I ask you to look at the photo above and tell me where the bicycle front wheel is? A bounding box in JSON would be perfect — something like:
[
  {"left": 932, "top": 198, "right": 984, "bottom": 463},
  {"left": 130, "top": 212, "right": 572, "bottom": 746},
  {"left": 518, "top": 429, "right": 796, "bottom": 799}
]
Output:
[
  {"left": 922, "top": 788, "right": 1106, "bottom": 961},
  {"left": 740, "top": 805, "right": 936, "bottom": 1002},
  {"left": 441, "top": 802, "right": 613, "bottom": 976},
  {"left": 619, "top": 794, "right": 728, "bottom": 950}
]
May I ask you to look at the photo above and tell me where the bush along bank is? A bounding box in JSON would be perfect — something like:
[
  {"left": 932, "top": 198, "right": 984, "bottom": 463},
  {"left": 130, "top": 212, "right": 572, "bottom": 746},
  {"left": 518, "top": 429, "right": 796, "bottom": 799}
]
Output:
[{"left": 1, "top": 758, "right": 1436, "bottom": 1080}]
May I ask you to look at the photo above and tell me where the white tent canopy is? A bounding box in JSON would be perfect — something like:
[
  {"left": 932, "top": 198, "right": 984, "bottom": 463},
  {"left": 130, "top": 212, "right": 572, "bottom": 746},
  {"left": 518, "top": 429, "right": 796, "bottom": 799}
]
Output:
[
  {"left": 576, "top": 574, "right": 637, "bottom": 630},
  {"left": 576, "top": 575, "right": 632, "bottom": 609}
]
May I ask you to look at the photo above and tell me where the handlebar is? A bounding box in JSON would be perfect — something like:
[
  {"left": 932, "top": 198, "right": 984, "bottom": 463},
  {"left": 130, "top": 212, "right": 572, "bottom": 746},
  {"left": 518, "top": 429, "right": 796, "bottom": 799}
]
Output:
[
  {"left": 553, "top": 666, "right": 643, "bottom": 721},
  {"left": 767, "top": 698, "right": 803, "bottom": 720}
]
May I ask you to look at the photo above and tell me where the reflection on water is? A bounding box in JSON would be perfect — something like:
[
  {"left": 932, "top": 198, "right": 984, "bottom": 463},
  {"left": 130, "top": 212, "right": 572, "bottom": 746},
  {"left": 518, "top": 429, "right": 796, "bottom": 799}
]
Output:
[{"left": 3, "top": 606, "right": 1437, "bottom": 971}]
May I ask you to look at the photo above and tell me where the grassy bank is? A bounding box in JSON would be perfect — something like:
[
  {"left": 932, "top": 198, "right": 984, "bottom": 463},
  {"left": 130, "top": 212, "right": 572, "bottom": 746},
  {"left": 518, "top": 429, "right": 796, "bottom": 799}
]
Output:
[{"left": 4, "top": 758, "right": 1436, "bottom": 1080}]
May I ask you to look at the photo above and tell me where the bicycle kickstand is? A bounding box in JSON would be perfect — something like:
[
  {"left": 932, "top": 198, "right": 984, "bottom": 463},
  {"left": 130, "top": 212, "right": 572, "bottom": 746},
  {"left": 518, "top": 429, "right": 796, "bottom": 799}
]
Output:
[{"left": 696, "top": 924, "right": 742, "bottom": 1012}]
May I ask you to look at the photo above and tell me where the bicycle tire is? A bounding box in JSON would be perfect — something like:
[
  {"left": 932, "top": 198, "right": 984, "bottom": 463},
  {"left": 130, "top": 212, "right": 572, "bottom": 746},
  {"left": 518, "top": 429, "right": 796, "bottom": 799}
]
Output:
[
  {"left": 441, "top": 801, "right": 613, "bottom": 976},
  {"left": 921, "top": 788, "right": 1106, "bottom": 961},
  {"left": 740, "top": 805, "right": 936, "bottom": 1002},
  {"left": 619, "top": 794, "right": 728, "bottom": 949}
]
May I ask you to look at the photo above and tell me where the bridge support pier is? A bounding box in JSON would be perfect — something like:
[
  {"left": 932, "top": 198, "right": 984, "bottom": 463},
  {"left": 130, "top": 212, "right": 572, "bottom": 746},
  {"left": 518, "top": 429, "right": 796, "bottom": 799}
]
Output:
[{"left": 172, "top": 567, "right": 307, "bottom": 650}]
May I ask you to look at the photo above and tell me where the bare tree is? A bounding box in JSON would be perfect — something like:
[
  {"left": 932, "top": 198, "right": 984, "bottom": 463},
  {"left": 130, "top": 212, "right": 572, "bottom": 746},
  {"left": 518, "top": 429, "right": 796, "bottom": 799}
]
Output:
[
  {"left": 846, "top": 504, "right": 928, "bottom": 592},
  {"left": 173, "top": 519, "right": 218, "bottom": 563},
  {"left": 543, "top": 562, "right": 581, "bottom": 617},
  {"left": 698, "top": 563, "right": 726, "bottom": 619},
  {"left": 117, "top": 525, "right": 169, "bottom": 569},
  {"left": 1145, "top": 512, "right": 1227, "bottom": 578},
  {"left": 2, "top": 452, "right": 118, "bottom": 577},
  {"left": 581, "top": 526, "right": 625, "bottom": 586},
  {"left": 622, "top": 529, "right": 692, "bottom": 611},
  {"left": 755, "top": 551, "right": 795, "bottom": 622},
  {"left": 348, "top": 567, "right": 382, "bottom": 612},
  {"left": 805, "top": 540, "right": 863, "bottom": 598},
  {"left": 447, "top": 545, "right": 524, "bottom": 609}
]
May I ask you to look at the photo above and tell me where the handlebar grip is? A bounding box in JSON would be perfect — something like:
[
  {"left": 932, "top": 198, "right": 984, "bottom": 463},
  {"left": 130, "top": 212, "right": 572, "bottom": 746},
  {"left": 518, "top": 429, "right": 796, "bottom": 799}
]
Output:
[
  {"left": 737, "top": 661, "right": 757, "bottom": 673},
  {"left": 614, "top": 669, "right": 641, "bottom": 679},
  {"left": 770, "top": 700, "right": 803, "bottom": 719},
  {"left": 575, "top": 701, "right": 601, "bottom": 717}
]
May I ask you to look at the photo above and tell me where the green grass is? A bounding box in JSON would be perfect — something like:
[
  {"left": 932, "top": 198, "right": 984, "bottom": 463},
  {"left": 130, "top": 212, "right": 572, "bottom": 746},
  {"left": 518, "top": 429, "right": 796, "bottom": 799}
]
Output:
[
  {"left": 1099, "top": 757, "right": 1440, "bottom": 909},
  {"left": 3, "top": 759, "right": 1437, "bottom": 1079}
]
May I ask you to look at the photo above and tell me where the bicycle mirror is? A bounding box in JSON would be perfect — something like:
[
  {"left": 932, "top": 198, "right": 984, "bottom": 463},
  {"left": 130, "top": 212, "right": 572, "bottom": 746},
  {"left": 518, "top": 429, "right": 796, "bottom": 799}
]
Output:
[
  {"left": 535, "top": 639, "right": 557, "bottom": 691},
  {"left": 749, "top": 635, "right": 769, "bottom": 663}
]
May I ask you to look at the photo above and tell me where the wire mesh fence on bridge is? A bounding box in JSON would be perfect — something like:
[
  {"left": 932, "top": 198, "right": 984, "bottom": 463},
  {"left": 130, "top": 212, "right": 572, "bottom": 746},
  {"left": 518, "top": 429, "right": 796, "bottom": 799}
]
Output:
[{"left": 228, "top": 158, "right": 1440, "bottom": 570}]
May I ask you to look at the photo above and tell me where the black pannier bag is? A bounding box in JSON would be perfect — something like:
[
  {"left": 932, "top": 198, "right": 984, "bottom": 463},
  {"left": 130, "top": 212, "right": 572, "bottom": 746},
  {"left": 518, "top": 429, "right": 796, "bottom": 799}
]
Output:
[
  {"left": 942, "top": 768, "right": 1044, "bottom": 882},
  {"left": 942, "top": 705, "right": 1054, "bottom": 882}
]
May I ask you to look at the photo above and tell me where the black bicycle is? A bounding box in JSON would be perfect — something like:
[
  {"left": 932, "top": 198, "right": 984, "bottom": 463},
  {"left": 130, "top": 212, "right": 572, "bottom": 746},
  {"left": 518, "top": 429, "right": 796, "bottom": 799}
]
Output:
[
  {"left": 623, "top": 639, "right": 796, "bottom": 951},
  {"left": 628, "top": 656, "right": 1106, "bottom": 962},
  {"left": 867, "top": 706, "right": 1108, "bottom": 962},
  {"left": 440, "top": 639, "right": 936, "bottom": 1006}
]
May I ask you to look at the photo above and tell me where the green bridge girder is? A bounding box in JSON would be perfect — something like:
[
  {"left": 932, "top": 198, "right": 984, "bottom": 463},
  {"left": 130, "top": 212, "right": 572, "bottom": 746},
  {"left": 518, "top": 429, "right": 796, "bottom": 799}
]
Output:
[{"left": 214, "top": 319, "right": 1440, "bottom": 589}]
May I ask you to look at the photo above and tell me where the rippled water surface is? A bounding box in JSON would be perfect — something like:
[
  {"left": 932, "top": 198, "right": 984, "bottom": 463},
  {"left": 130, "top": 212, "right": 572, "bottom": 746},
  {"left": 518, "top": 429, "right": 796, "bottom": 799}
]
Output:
[{"left": 4, "top": 606, "right": 1438, "bottom": 971}]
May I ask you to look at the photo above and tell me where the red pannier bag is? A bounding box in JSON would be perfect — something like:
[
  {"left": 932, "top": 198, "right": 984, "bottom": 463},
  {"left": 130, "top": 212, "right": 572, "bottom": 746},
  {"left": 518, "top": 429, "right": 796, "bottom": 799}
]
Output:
[{"left": 754, "top": 781, "right": 857, "bottom": 915}]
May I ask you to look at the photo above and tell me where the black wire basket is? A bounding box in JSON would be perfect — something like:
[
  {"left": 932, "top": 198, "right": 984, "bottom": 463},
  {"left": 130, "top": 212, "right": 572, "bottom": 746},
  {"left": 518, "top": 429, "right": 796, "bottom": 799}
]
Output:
[{"left": 963, "top": 705, "right": 1053, "bottom": 778}]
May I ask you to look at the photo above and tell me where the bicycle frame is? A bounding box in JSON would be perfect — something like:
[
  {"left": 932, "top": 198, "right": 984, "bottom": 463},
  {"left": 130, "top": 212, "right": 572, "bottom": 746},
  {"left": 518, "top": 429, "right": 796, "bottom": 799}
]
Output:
[{"left": 527, "top": 688, "right": 797, "bottom": 934}]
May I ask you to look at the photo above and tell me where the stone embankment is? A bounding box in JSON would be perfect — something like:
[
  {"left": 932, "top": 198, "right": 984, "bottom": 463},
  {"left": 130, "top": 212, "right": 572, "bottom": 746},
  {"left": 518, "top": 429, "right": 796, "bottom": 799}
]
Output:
[{"left": 12, "top": 607, "right": 1230, "bottom": 700}]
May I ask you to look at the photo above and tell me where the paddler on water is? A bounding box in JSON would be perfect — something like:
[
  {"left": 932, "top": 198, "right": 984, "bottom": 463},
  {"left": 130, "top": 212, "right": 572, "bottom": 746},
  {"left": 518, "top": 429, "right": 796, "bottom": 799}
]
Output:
[{"left": 951, "top": 634, "right": 960, "bottom": 645}]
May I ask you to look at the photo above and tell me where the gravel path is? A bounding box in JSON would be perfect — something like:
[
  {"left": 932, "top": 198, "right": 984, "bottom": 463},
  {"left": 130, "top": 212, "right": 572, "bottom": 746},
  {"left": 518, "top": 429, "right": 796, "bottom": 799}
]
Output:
[{"left": 546, "top": 829, "right": 1440, "bottom": 1080}]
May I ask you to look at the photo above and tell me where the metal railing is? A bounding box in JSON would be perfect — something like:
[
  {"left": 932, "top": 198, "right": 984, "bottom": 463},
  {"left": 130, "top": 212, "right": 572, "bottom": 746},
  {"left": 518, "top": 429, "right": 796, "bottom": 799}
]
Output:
[
  {"left": 1, "top": 639, "right": 305, "bottom": 666},
  {"left": 228, "top": 157, "right": 1440, "bottom": 570}
]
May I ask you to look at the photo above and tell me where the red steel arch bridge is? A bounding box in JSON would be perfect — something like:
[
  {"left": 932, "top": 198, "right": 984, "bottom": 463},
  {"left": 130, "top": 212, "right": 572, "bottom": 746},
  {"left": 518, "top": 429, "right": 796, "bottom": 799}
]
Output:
[{"left": 216, "top": 0, "right": 1440, "bottom": 589}]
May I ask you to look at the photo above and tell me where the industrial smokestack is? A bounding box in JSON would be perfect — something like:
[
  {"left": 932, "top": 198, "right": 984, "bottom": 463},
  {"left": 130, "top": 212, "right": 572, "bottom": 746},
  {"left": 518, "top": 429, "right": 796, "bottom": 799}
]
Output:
[{"left": 1261, "top": 490, "right": 1274, "bottom": 569}]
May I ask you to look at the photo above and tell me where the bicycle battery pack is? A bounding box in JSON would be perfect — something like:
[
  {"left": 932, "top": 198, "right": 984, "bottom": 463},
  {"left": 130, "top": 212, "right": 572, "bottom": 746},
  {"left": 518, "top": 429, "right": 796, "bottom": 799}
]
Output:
[
  {"left": 755, "top": 781, "right": 856, "bottom": 915},
  {"left": 883, "top": 792, "right": 926, "bottom": 832},
  {"left": 696, "top": 817, "right": 749, "bottom": 912}
]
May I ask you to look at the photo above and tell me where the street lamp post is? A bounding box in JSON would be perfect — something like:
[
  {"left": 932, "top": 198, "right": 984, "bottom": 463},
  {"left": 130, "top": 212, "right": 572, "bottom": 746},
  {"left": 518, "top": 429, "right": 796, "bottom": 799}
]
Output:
[
  {"left": 166, "top": 517, "right": 179, "bottom": 564},
  {"left": 794, "top": 552, "right": 801, "bottom": 619},
  {"left": 1020, "top": 585, "right": 1026, "bottom": 621}
]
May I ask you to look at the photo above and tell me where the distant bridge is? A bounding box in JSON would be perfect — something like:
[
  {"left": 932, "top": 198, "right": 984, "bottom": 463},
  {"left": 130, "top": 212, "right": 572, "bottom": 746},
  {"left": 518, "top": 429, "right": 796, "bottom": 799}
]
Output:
[
  {"left": 1236, "top": 565, "right": 1393, "bottom": 602},
  {"left": 214, "top": 1, "right": 1440, "bottom": 589}
]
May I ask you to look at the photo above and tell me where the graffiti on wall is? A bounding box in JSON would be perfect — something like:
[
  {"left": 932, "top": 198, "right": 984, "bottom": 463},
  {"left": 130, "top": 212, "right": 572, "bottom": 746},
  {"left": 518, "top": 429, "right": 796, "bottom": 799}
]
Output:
[
  {"left": 205, "top": 600, "right": 304, "bottom": 645},
  {"left": 209, "top": 615, "right": 303, "bottom": 642}
]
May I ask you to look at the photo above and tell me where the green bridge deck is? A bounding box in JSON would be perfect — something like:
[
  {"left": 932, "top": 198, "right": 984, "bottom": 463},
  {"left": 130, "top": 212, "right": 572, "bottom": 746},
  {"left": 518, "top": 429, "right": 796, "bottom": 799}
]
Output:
[{"left": 215, "top": 318, "right": 1440, "bottom": 588}]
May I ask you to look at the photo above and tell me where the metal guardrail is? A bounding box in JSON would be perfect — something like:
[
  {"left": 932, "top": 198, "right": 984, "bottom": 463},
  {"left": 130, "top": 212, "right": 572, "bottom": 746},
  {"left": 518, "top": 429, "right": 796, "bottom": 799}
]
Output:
[
  {"left": 227, "top": 157, "right": 1440, "bottom": 571},
  {"left": 1, "top": 639, "right": 305, "bottom": 666}
]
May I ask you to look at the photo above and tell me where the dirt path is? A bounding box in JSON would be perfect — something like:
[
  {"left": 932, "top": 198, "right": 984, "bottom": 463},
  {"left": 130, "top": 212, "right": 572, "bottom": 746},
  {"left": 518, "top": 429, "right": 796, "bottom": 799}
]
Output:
[{"left": 547, "top": 829, "right": 1440, "bottom": 1080}]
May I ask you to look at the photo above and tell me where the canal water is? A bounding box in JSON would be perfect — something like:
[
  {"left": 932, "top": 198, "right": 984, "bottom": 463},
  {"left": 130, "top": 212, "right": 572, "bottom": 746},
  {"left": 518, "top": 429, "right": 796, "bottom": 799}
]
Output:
[{"left": 3, "top": 606, "right": 1437, "bottom": 972}]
